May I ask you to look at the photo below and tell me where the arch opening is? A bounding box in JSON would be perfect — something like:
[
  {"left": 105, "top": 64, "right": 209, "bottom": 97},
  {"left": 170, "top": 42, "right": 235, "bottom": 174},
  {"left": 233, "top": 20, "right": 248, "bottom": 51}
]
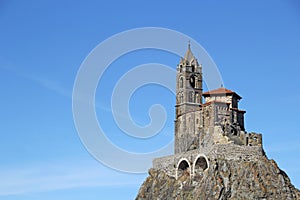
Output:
[
  {"left": 179, "top": 77, "right": 183, "bottom": 88},
  {"left": 194, "top": 156, "right": 208, "bottom": 174},
  {"left": 177, "top": 159, "right": 190, "bottom": 178}
]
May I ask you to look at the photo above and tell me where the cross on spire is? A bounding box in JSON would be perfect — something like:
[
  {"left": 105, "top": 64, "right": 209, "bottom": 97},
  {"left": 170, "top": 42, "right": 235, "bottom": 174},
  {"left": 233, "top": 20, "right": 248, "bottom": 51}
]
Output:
[{"left": 184, "top": 40, "right": 195, "bottom": 62}]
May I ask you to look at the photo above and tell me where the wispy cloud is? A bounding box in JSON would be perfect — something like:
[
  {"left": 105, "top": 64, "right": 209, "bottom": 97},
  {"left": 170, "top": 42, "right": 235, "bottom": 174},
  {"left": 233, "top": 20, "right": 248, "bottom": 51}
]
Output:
[
  {"left": 0, "top": 56, "right": 71, "bottom": 98},
  {"left": 0, "top": 160, "right": 144, "bottom": 196},
  {"left": 0, "top": 56, "right": 129, "bottom": 117}
]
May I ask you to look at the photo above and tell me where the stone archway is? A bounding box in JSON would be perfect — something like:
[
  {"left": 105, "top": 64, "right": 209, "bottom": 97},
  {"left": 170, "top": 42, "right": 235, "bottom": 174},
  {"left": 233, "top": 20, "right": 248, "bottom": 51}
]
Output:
[
  {"left": 193, "top": 155, "right": 209, "bottom": 176},
  {"left": 176, "top": 158, "right": 191, "bottom": 179}
]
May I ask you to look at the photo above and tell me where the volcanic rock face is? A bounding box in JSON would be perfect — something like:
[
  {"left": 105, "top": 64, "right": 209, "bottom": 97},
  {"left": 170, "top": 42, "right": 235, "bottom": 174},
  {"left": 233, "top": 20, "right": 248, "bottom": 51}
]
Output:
[{"left": 136, "top": 156, "right": 300, "bottom": 200}]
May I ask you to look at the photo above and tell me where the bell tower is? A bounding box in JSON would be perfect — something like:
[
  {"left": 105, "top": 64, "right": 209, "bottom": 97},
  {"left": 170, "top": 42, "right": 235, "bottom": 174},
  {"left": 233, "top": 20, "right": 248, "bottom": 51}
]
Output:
[{"left": 175, "top": 44, "right": 203, "bottom": 154}]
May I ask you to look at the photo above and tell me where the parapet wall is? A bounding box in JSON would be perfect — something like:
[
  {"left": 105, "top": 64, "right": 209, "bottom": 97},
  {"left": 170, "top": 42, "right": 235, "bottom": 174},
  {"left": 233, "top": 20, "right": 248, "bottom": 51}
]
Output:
[{"left": 153, "top": 143, "right": 264, "bottom": 178}]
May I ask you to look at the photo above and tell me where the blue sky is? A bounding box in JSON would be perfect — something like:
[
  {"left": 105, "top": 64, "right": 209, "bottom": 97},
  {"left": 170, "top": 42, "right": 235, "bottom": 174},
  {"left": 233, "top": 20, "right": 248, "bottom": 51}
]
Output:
[{"left": 0, "top": 0, "right": 300, "bottom": 199}]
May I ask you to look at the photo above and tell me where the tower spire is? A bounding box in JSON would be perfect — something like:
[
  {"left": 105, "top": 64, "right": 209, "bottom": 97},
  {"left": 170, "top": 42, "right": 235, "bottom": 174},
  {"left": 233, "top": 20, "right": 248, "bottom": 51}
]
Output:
[{"left": 184, "top": 41, "right": 195, "bottom": 62}]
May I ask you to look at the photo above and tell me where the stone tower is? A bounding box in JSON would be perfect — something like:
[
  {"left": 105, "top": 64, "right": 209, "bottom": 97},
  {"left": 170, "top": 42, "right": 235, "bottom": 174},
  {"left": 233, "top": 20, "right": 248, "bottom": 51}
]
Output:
[
  {"left": 175, "top": 44, "right": 203, "bottom": 154},
  {"left": 137, "top": 44, "right": 300, "bottom": 200}
]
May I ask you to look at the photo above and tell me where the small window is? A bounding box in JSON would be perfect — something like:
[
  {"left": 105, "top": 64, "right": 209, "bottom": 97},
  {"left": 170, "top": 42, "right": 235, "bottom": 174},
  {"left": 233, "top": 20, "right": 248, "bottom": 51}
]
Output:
[
  {"left": 189, "top": 91, "right": 194, "bottom": 103},
  {"left": 179, "top": 77, "right": 183, "bottom": 88},
  {"left": 195, "top": 93, "right": 199, "bottom": 103},
  {"left": 195, "top": 77, "right": 199, "bottom": 88},
  {"left": 191, "top": 65, "right": 195, "bottom": 72},
  {"left": 180, "top": 93, "right": 184, "bottom": 103}
]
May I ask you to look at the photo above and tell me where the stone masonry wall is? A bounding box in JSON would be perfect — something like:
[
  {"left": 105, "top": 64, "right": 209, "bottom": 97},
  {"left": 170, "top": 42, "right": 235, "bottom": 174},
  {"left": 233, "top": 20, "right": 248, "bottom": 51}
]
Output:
[{"left": 153, "top": 143, "right": 264, "bottom": 178}]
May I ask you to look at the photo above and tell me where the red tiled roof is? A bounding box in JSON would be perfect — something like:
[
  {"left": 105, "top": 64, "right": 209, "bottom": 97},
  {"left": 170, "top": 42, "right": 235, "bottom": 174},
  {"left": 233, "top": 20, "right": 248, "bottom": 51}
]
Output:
[{"left": 202, "top": 88, "right": 241, "bottom": 99}]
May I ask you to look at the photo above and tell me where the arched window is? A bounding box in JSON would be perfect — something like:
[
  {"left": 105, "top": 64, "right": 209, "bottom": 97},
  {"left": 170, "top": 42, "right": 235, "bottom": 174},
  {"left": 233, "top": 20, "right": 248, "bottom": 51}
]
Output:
[
  {"left": 192, "top": 65, "right": 195, "bottom": 72},
  {"left": 180, "top": 93, "right": 184, "bottom": 103},
  {"left": 195, "top": 77, "right": 199, "bottom": 88},
  {"left": 189, "top": 91, "right": 194, "bottom": 103},
  {"left": 195, "top": 93, "right": 199, "bottom": 103},
  {"left": 179, "top": 77, "right": 183, "bottom": 88}
]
